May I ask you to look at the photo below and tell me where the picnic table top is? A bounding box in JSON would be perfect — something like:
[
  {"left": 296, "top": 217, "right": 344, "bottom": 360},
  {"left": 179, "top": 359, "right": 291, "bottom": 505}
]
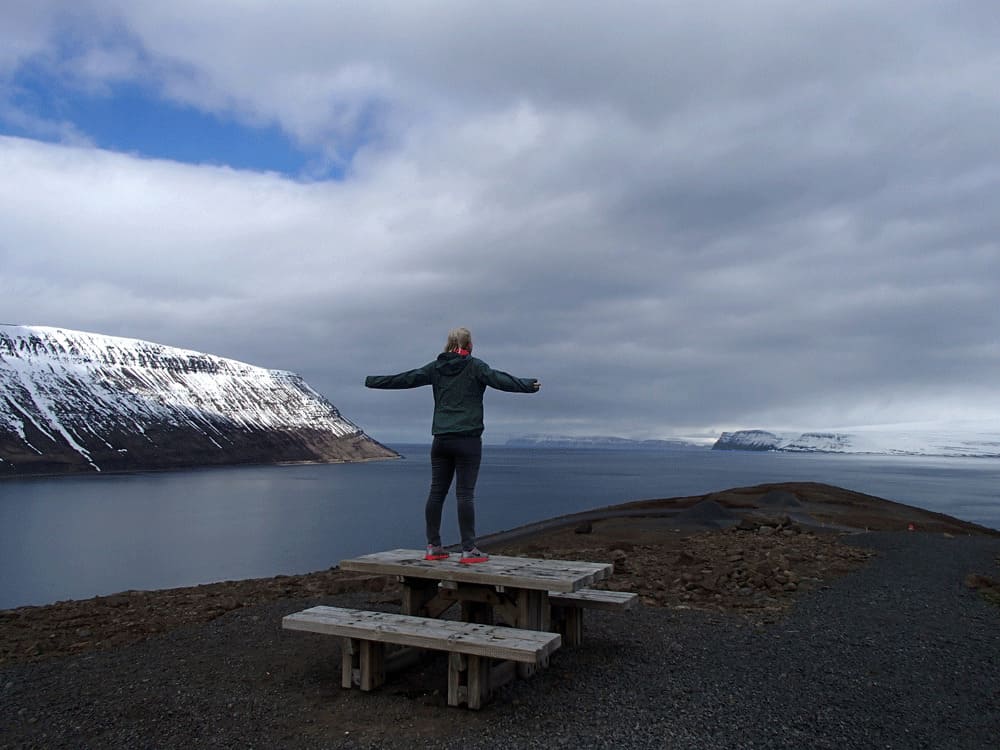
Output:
[{"left": 339, "top": 548, "right": 613, "bottom": 593}]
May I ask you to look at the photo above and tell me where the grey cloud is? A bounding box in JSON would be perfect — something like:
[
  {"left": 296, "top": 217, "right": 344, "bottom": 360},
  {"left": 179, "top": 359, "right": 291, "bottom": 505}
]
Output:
[{"left": 2, "top": 2, "right": 1000, "bottom": 442}]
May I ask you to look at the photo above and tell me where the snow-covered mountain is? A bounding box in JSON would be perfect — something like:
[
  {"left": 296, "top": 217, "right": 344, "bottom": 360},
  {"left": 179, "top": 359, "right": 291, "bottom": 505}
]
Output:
[
  {"left": 0, "top": 325, "right": 397, "bottom": 476},
  {"left": 713, "top": 429, "right": 1000, "bottom": 458},
  {"left": 507, "top": 434, "right": 710, "bottom": 450}
]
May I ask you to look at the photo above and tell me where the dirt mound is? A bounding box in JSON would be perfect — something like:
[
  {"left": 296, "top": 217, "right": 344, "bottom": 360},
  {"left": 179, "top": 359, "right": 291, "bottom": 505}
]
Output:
[
  {"left": 756, "top": 489, "right": 803, "bottom": 508},
  {"left": 675, "top": 498, "right": 741, "bottom": 527},
  {"left": 625, "top": 482, "right": 999, "bottom": 536}
]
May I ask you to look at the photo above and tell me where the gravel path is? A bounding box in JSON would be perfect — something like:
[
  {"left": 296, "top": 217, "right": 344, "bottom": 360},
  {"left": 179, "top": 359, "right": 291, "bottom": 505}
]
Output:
[{"left": 2, "top": 531, "right": 998, "bottom": 750}]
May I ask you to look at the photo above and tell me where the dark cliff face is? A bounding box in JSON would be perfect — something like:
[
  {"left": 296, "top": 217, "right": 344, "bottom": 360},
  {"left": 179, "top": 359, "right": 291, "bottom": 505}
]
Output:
[{"left": 0, "top": 326, "right": 397, "bottom": 477}]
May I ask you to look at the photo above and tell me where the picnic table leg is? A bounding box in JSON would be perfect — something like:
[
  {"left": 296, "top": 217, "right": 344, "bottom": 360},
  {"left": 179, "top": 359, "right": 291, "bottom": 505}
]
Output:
[
  {"left": 467, "top": 655, "right": 489, "bottom": 710},
  {"left": 561, "top": 608, "right": 584, "bottom": 647},
  {"left": 340, "top": 637, "right": 385, "bottom": 690},
  {"left": 341, "top": 637, "right": 357, "bottom": 688},
  {"left": 448, "top": 652, "right": 463, "bottom": 707},
  {"left": 447, "top": 652, "right": 490, "bottom": 709},
  {"left": 400, "top": 577, "right": 439, "bottom": 617},
  {"left": 516, "top": 589, "right": 551, "bottom": 631},
  {"left": 516, "top": 589, "right": 551, "bottom": 678},
  {"left": 359, "top": 640, "right": 385, "bottom": 691}
]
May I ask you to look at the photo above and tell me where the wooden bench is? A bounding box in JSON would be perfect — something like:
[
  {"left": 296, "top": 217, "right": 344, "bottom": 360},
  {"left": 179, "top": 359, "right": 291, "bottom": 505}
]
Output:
[
  {"left": 548, "top": 589, "right": 639, "bottom": 646},
  {"left": 282, "top": 606, "right": 561, "bottom": 709}
]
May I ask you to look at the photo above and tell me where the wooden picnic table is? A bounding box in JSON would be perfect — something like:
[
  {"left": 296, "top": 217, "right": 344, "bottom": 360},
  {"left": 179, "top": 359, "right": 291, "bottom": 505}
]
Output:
[
  {"left": 283, "top": 548, "right": 633, "bottom": 705},
  {"left": 339, "top": 548, "right": 614, "bottom": 673}
]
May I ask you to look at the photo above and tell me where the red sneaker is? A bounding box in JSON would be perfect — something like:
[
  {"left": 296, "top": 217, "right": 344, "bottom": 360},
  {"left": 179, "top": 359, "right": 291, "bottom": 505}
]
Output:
[{"left": 425, "top": 545, "right": 449, "bottom": 561}]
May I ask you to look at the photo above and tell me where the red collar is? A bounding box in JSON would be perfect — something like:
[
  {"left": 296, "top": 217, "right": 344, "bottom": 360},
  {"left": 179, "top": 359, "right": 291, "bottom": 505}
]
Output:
[{"left": 455, "top": 348, "right": 470, "bottom": 356}]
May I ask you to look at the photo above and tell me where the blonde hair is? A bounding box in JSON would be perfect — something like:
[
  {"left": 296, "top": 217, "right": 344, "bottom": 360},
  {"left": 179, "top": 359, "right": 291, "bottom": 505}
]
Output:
[{"left": 443, "top": 327, "right": 473, "bottom": 353}]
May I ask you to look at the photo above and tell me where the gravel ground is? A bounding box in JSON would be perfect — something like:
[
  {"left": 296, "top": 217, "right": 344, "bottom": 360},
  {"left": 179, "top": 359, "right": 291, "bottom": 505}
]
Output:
[{"left": 2, "top": 531, "right": 998, "bottom": 750}]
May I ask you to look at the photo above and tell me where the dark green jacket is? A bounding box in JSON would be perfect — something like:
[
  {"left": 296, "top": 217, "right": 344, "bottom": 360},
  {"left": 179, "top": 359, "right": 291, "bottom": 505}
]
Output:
[{"left": 365, "top": 353, "right": 537, "bottom": 437}]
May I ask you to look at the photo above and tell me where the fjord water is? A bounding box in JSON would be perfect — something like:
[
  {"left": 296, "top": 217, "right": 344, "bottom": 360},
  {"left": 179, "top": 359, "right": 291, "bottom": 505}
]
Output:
[{"left": 1, "top": 446, "right": 998, "bottom": 609}]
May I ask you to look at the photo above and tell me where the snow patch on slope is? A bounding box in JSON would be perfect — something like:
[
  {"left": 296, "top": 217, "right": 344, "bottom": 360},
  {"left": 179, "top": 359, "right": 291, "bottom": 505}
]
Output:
[{"left": 0, "top": 325, "right": 366, "bottom": 471}]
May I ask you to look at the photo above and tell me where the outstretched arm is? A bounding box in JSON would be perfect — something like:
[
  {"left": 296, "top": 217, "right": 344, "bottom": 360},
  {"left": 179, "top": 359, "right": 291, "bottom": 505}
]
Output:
[
  {"left": 478, "top": 362, "right": 541, "bottom": 393},
  {"left": 365, "top": 363, "right": 433, "bottom": 389}
]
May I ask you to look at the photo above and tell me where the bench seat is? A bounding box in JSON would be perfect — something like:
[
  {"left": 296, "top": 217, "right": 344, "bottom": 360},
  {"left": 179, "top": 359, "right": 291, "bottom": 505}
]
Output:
[
  {"left": 547, "top": 588, "right": 639, "bottom": 646},
  {"left": 548, "top": 589, "right": 639, "bottom": 610},
  {"left": 282, "top": 606, "right": 561, "bottom": 709}
]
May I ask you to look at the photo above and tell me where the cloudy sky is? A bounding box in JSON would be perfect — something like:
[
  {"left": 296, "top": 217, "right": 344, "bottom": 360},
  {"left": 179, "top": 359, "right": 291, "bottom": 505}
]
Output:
[{"left": 2, "top": 1, "right": 998, "bottom": 444}]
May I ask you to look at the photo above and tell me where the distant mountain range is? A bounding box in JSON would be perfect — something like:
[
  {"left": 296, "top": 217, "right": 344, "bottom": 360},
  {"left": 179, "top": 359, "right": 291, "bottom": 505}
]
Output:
[
  {"left": 0, "top": 325, "right": 397, "bottom": 477},
  {"left": 507, "top": 429, "right": 1000, "bottom": 458},
  {"left": 713, "top": 429, "right": 1000, "bottom": 458},
  {"left": 506, "top": 434, "right": 709, "bottom": 450}
]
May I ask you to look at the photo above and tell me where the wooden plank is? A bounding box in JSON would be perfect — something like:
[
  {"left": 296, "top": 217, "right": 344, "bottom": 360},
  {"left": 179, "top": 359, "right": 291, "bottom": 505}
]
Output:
[
  {"left": 547, "top": 589, "right": 639, "bottom": 611},
  {"left": 283, "top": 606, "right": 561, "bottom": 663},
  {"left": 340, "top": 549, "right": 612, "bottom": 593}
]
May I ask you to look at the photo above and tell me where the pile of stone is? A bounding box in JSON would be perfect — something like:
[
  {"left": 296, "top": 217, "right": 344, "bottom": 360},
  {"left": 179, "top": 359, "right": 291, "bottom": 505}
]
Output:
[{"left": 560, "top": 517, "right": 875, "bottom": 620}]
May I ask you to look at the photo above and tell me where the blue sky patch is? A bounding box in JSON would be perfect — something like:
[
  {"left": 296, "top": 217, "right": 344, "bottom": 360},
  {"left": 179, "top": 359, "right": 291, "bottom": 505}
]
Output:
[{"left": 3, "top": 64, "right": 337, "bottom": 178}]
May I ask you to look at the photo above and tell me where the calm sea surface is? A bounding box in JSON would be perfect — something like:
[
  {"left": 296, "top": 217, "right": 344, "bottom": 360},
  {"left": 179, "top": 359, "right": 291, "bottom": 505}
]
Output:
[{"left": 2, "top": 445, "right": 999, "bottom": 609}]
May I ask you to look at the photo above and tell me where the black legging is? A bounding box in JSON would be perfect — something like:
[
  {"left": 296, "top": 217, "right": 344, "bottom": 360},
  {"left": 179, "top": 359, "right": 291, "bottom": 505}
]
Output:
[{"left": 425, "top": 435, "right": 482, "bottom": 551}]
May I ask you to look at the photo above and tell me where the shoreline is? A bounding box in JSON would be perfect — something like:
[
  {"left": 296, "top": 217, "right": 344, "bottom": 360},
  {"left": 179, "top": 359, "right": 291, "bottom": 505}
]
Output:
[{"left": 0, "top": 453, "right": 402, "bottom": 482}]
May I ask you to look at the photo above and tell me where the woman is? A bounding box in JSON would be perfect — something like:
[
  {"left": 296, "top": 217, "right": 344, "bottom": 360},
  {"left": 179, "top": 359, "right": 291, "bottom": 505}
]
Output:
[{"left": 365, "top": 327, "right": 541, "bottom": 563}]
